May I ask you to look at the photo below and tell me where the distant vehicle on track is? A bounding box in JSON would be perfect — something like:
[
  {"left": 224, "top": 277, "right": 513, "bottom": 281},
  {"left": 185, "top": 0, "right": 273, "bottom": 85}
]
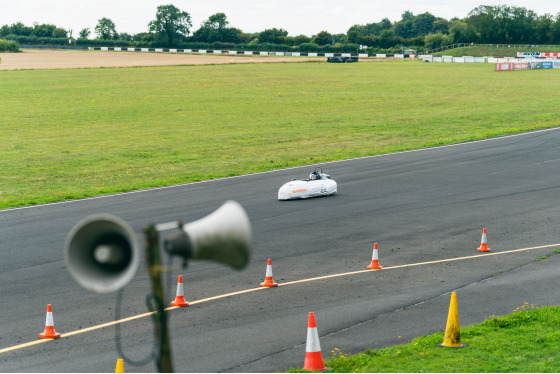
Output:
[
  {"left": 278, "top": 167, "right": 337, "bottom": 200},
  {"left": 327, "top": 56, "right": 358, "bottom": 63}
]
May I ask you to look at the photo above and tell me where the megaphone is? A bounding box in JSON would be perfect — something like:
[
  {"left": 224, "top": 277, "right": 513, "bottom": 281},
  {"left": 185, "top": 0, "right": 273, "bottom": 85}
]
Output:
[
  {"left": 64, "top": 201, "right": 251, "bottom": 294},
  {"left": 64, "top": 214, "right": 140, "bottom": 293},
  {"left": 164, "top": 200, "right": 252, "bottom": 269}
]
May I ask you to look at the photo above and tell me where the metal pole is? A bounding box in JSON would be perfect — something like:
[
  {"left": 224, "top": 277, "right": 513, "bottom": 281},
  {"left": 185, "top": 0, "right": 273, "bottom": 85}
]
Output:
[{"left": 144, "top": 225, "right": 174, "bottom": 373}]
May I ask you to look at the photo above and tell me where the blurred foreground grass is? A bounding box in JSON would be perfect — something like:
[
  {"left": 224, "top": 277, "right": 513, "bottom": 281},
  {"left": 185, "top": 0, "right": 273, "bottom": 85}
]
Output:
[{"left": 290, "top": 303, "right": 560, "bottom": 372}]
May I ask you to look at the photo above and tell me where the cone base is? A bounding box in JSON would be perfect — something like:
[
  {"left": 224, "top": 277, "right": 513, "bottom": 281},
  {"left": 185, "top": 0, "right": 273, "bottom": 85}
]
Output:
[
  {"left": 437, "top": 342, "right": 468, "bottom": 348},
  {"left": 171, "top": 300, "right": 189, "bottom": 307},
  {"left": 304, "top": 351, "right": 327, "bottom": 371},
  {"left": 367, "top": 262, "right": 383, "bottom": 270},
  {"left": 39, "top": 330, "right": 61, "bottom": 339},
  {"left": 260, "top": 281, "right": 278, "bottom": 287},
  {"left": 477, "top": 247, "right": 491, "bottom": 252}
]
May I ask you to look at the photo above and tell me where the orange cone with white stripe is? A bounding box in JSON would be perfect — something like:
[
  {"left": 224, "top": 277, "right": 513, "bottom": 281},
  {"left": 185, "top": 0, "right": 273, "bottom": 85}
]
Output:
[
  {"left": 39, "top": 304, "right": 61, "bottom": 339},
  {"left": 303, "top": 312, "right": 326, "bottom": 371},
  {"left": 477, "top": 228, "right": 491, "bottom": 252},
  {"left": 260, "top": 259, "right": 278, "bottom": 287},
  {"left": 367, "top": 243, "right": 383, "bottom": 269},
  {"left": 170, "top": 275, "right": 189, "bottom": 307}
]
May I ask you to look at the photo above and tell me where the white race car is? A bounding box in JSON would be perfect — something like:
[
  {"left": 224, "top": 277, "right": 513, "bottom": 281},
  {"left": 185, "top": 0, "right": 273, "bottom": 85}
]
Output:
[{"left": 278, "top": 167, "right": 337, "bottom": 200}]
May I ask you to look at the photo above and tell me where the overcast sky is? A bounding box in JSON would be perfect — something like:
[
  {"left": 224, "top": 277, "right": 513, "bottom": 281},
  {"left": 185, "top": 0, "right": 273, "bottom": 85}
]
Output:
[{"left": 2, "top": 1, "right": 559, "bottom": 37}]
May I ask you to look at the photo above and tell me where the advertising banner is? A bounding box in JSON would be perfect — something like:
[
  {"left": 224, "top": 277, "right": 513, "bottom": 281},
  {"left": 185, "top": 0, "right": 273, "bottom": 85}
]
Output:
[
  {"left": 517, "top": 52, "right": 560, "bottom": 58},
  {"left": 517, "top": 52, "right": 542, "bottom": 58},
  {"left": 495, "top": 63, "right": 513, "bottom": 71},
  {"left": 514, "top": 63, "right": 528, "bottom": 70},
  {"left": 553, "top": 61, "right": 560, "bottom": 69},
  {"left": 541, "top": 61, "right": 553, "bottom": 69}
]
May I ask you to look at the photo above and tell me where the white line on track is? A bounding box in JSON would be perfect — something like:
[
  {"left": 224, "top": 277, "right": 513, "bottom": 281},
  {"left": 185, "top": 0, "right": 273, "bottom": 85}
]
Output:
[
  {"left": 1, "top": 242, "right": 558, "bottom": 355},
  {"left": 2, "top": 127, "right": 559, "bottom": 213}
]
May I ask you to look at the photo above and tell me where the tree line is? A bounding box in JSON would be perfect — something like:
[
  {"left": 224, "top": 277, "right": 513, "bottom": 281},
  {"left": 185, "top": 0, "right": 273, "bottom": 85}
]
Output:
[{"left": 2, "top": 4, "right": 560, "bottom": 53}]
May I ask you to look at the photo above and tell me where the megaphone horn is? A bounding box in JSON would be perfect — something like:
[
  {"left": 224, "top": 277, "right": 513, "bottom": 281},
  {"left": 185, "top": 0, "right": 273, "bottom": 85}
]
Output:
[
  {"left": 164, "top": 200, "right": 252, "bottom": 269},
  {"left": 64, "top": 214, "right": 140, "bottom": 293}
]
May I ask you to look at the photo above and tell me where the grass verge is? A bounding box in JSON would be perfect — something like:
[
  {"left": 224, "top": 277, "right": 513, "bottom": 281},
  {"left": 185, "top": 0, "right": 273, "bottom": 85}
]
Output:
[
  {"left": 1, "top": 61, "right": 560, "bottom": 209},
  {"left": 289, "top": 303, "right": 560, "bottom": 372},
  {"left": 432, "top": 45, "right": 560, "bottom": 57}
]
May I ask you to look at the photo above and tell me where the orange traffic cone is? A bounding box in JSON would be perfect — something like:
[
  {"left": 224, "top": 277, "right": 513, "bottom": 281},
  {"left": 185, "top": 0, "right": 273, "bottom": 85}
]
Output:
[
  {"left": 39, "top": 304, "right": 61, "bottom": 339},
  {"left": 260, "top": 259, "right": 278, "bottom": 287},
  {"left": 170, "top": 275, "right": 189, "bottom": 307},
  {"left": 367, "top": 243, "right": 383, "bottom": 269},
  {"left": 477, "top": 228, "right": 491, "bottom": 252},
  {"left": 303, "top": 312, "right": 326, "bottom": 371},
  {"left": 115, "top": 358, "right": 124, "bottom": 373}
]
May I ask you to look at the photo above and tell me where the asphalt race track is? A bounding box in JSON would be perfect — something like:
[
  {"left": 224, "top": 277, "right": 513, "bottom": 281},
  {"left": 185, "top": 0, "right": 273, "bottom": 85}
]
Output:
[{"left": 1, "top": 128, "right": 560, "bottom": 373}]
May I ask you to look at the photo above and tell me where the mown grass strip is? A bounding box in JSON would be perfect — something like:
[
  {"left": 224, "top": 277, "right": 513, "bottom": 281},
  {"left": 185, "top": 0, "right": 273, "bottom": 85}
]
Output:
[
  {"left": 289, "top": 304, "right": 560, "bottom": 373},
  {"left": 1, "top": 61, "right": 559, "bottom": 209}
]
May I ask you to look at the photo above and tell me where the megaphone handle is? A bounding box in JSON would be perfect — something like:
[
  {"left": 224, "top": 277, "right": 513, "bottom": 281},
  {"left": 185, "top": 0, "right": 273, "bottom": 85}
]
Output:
[{"left": 144, "top": 225, "right": 174, "bottom": 373}]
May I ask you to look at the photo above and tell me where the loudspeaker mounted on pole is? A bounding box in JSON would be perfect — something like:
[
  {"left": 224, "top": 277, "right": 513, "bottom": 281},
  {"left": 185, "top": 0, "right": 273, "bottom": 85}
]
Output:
[
  {"left": 64, "top": 200, "right": 252, "bottom": 293},
  {"left": 64, "top": 200, "right": 252, "bottom": 373},
  {"left": 64, "top": 214, "right": 140, "bottom": 294},
  {"left": 163, "top": 200, "right": 252, "bottom": 269}
]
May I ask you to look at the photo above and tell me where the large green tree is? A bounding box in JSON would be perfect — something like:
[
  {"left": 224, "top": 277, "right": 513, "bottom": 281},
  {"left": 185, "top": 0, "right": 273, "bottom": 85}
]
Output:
[
  {"left": 258, "top": 28, "right": 288, "bottom": 44},
  {"left": 467, "top": 5, "right": 538, "bottom": 43},
  {"left": 95, "top": 18, "right": 117, "bottom": 40},
  {"left": 2, "top": 22, "right": 33, "bottom": 36},
  {"left": 448, "top": 19, "right": 478, "bottom": 43},
  {"left": 192, "top": 12, "right": 241, "bottom": 43},
  {"left": 79, "top": 28, "right": 91, "bottom": 39},
  {"left": 33, "top": 23, "right": 56, "bottom": 37},
  {"left": 148, "top": 4, "right": 192, "bottom": 47},
  {"left": 312, "top": 31, "right": 333, "bottom": 45}
]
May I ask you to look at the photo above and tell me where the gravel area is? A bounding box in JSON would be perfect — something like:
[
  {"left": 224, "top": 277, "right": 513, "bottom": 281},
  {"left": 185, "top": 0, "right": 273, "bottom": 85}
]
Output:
[{"left": 0, "top": 48, "right": 323, "bottom": 70}]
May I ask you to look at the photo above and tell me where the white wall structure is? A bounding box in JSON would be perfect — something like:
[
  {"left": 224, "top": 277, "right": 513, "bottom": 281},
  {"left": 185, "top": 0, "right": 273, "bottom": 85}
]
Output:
[{"left": 88, "top": 47, "right": 560, "bottom": 64}]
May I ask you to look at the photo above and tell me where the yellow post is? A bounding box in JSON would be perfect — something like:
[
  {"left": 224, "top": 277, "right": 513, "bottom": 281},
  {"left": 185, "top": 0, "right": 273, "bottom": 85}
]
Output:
[
  {"left": 438, "top": 292, "right": 467, "bottom": 348},
  {"left": 115, "top": 358, "right": 124, "bottom": 373}
]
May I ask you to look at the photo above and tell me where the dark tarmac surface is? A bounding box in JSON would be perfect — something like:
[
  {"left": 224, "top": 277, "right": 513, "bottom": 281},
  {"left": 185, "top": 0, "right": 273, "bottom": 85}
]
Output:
[{"left": 1, "top": 128, "right": 559, "bottom": 372}]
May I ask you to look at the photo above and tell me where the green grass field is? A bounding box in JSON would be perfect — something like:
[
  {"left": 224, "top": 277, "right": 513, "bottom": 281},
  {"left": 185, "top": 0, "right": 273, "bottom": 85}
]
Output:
[{"left": 1, "top": 60, "right": 560, "bottom": 209}]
